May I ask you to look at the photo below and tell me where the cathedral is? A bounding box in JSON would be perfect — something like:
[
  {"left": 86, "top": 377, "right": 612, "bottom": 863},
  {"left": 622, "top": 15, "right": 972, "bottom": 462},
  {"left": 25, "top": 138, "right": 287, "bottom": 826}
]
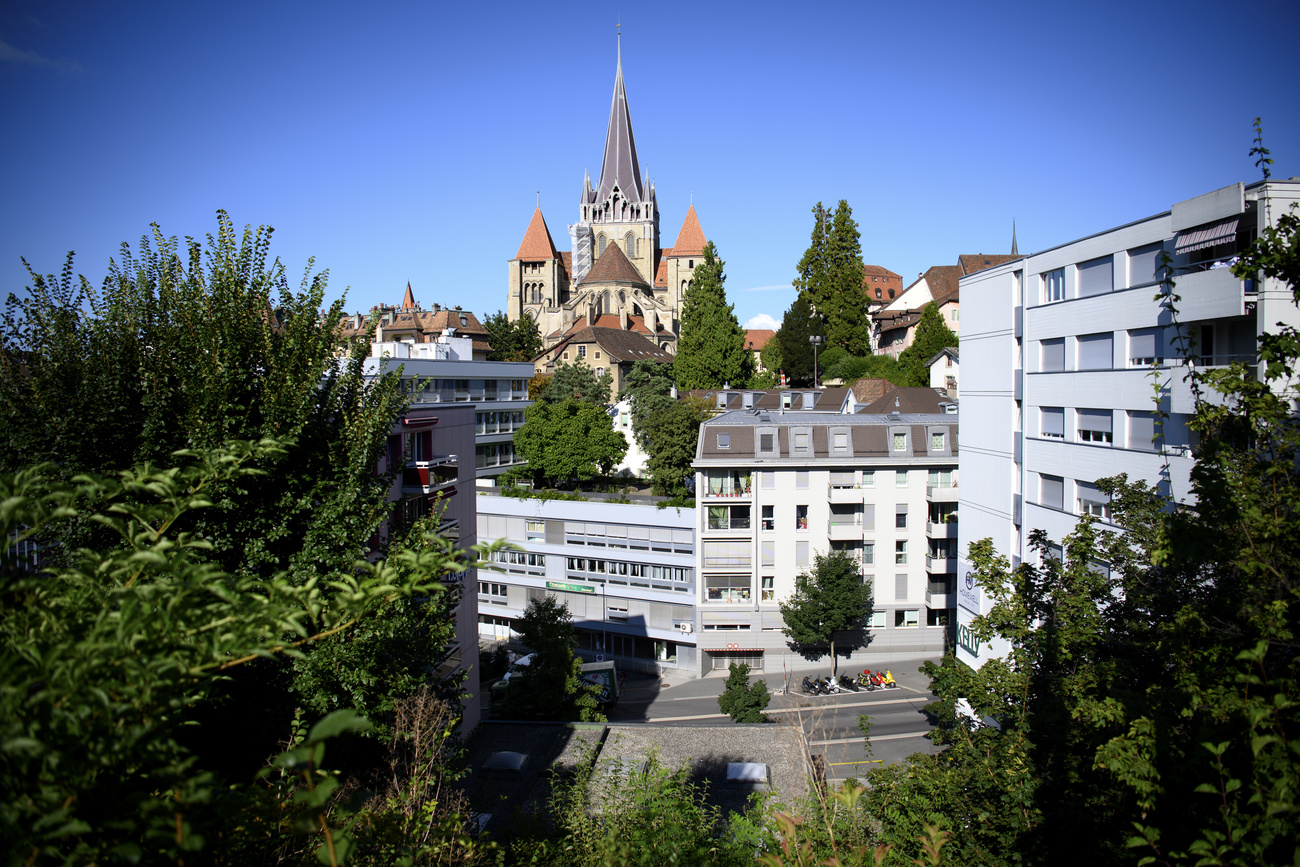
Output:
[{"left": 506, "top": 41, "right": 706, "bottom": 357}]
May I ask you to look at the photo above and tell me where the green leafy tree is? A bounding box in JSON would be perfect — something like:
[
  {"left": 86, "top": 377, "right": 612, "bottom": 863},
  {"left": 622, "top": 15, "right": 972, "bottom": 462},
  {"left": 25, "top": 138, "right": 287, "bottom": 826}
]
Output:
[
  {"left": 897, "top": 302, "right": 958, "bottom": 387},
  {"left": 717, "top": 662, "right": 771, "bottom": 723},
  {"left": 774, "top": 293, "right": 824, "bottom": 386},
  {"left": 673, "top": 241, "right": 753, "bottom": 389},
  {"left": 506, "top": 596, "right": 605, "bottom": 722},
  {"left": 779, "top": 550, "right": 873, "bottom": 677},
  {"left": 538, "top": 358, "right": 612, "bottom": 405},
  {"left": 641, "top": 397, "right": 709, "bottom": 497},
  {"left": 616, "top": 358, "right": 676, "bottom": 451},
  {"left": 483, "top": 309, "right": 543, "bottom": 361},
  {"left": 824, "top": 352, "right": 909, "bottom": 387},
  {"left": 793, "top": 200, "right": 871, "bottom": 355},
  {"left": 513, "top": 399, "right": 627, "bottom": 488},
  {"left": 760, "top": 333, "right": 786, "bottom": 382},
  {"left": 0, "top": 441, "right": 480, "bottom": 863}
]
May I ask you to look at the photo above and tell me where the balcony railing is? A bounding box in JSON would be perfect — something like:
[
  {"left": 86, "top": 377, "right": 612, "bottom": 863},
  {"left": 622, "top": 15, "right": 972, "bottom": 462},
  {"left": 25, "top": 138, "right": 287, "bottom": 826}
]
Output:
[
  {"left": 403, "top": 459, "right": 459, "bottom": 494},
  {"left": 926, "top": 484, "right": 959, "bottom": 502}
]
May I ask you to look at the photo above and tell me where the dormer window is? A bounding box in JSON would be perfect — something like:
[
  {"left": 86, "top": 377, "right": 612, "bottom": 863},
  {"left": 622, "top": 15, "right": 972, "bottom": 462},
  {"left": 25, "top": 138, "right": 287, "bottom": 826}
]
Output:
[{"left": 717, "top": 433, "right": 730, "bottom": 450}]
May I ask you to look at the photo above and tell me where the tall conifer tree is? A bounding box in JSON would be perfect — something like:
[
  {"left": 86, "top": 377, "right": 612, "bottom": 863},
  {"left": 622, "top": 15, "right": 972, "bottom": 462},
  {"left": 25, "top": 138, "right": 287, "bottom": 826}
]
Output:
[
  {"left": 673, "top": 241, "right": 752, "bottom": 389},
  {"left": 793, "top": 200, "right": 870, "bottom": 355},
  {"left": 774, "top": 294, "right": 824, "bottom": 386}
]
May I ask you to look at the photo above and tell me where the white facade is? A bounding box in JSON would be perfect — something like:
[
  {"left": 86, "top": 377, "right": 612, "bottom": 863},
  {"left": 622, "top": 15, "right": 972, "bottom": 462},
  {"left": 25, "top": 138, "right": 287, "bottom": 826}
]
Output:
[
  {"left": 476, "top": 494, "right": 699, "bottom": 675},
  {"left": 693, "top": 411, "right": 958, "bottom": 675},
  {"left": 956, "top": 179, "right": 1300, "bottom": 668}
]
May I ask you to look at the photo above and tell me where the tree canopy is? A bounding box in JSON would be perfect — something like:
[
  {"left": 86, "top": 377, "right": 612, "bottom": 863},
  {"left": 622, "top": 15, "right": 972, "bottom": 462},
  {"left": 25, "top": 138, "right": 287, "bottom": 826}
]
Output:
[
  {"left": 897, "top": 301, "right": 958, "bottom": 386},
  {"left": 506, "top": 596, "right": 605, "bottom": 722},
  {"left": 538, "top": 358, "right": 612, "bottom": 405},
  {"left": 616, "top": 359, "right": 677, "bottom": 451},
  {"left": 779, "top": 550, "right": 873, "bottom": 676},
  {"left": 717, "top": 662, "right": 771, "bottom": 723},
  {"left": 641, "top": 397, "right": 709, "bottom": 498},
  {"left": 673, "top": 241, "right": 752, "bottom": 389},
  {"left": 793, "top": 200, "right": 871, "bottom": 355},
  {"left": 772, "top": 293, "right": 825, "bottom": 386},
  {"left": 512, "top": 398, "right": 626, "bottom": 487},
  {"left": 482, "top": 309, "right": 543, "bottom": 361}
]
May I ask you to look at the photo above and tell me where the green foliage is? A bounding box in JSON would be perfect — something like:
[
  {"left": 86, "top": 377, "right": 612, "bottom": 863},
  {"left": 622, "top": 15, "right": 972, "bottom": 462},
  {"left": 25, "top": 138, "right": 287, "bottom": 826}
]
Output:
[
  {"left": 673, "top": 241, "right": 753, "bottom": 389},
  {"left": 759, "top": 334, "right": 786, "bottom": 383},
  {"left": 513, "top": 399, "right": 627, "bottom": 488},
  {"left": 483, "top": 310, "right": 543, "bottom": 362},
  {"left": 793, "top": 200, "right": 871, "bottom": 355},
  {"left": 538, "top": 358, "right": 611, "bottom": 405},
  {"left": 773, "top": 293, "right": 824, "bottom": 386},
  {"left": 505, "top": 596, "right": 605, "bottom": 722},
  {"left": 616, "top": 358, "right": 677, "bottom": 451},
  {"left": 641, "top": 398, "right": 708, "bottom": 498},
  {"left": 778, "top": 550, "right": 873, "bottom": 676},
  {"left": 0, "top": 442, "right": 479, "bottom": 863},
  {"left": 897, "top": 302, "right": 957, "bottom": 387},
  {"left": 824, "top": 352, "right": 909, "bottom": 387},
  {"left": 717, "top": 662, "right": 771, "bottom": 723}
]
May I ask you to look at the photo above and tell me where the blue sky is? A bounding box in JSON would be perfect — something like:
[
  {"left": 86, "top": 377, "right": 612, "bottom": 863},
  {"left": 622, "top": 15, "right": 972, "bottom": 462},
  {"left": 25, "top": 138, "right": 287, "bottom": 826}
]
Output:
[{"left": 3, "top": 1, "right": 1298, "bottom": 333}]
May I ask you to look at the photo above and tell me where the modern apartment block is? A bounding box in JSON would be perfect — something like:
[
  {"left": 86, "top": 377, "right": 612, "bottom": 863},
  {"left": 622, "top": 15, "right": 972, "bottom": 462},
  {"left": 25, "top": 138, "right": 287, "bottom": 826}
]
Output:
[
  {"left": 378, "top": 404, "right": 482, "bottom": 730},
  {"left": 364, "top": 337, "right": 535, "bottom": 479},
  {"left": 475, "top": 494, "right": 700, "bottom": 675},
  {"left": 692, "top": 408, "right": 959, "bottom": 674},
  {"left": 957, "top": 179, "right": 1300, "bottom": 668}
]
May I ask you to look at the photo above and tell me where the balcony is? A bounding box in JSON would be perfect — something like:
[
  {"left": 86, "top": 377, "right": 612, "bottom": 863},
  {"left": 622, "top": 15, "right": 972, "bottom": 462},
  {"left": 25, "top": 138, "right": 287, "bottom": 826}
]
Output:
[
  {"left": 403, "top": 456, "right": 459, "bottom": 495},
  {"left": 926, "top": 553, "right": 957, "bottom": 573},
  {"left": 828, "top": 519, "right": 864, "bottom": 541},
  {"left": 828, "top": 485, "right": 862, "bottom": 504},
  {"left": 1169, "top": 357, "right": 1255, "bottom": 415},
  {"left": 926, "top": 484, "right": 959, "bottom": 503},
  {"left": 1175, "top": 266, "right": 1252, "bottom": 321},
  {"left": 927, "top": 519, "right": 957, "bottom": 538},
  {"left": 925, "top": 586, "right": 953, "bottom": 608}
]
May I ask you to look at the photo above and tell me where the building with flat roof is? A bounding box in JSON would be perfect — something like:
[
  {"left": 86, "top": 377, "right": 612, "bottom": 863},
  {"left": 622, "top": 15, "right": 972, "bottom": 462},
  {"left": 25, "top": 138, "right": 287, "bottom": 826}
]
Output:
[{"left": 956, "top": 179, "right": 1300, "bottom": 668}]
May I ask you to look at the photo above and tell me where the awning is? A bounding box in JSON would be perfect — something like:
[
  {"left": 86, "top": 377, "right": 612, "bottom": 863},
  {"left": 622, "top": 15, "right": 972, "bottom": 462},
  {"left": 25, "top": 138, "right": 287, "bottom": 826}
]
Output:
[
  {"left": 704, "top": 648, "right": 764, "bottom": 653},
  {"left": 1175, "top": 217, "right": 1239, "bottom": 255}
]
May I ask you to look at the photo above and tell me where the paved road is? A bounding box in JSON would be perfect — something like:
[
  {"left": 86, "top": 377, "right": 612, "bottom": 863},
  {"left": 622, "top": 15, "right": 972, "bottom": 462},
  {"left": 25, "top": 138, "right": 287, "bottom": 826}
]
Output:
[{"left": 606, "top": 660, "right": 940, "bottom": 782}]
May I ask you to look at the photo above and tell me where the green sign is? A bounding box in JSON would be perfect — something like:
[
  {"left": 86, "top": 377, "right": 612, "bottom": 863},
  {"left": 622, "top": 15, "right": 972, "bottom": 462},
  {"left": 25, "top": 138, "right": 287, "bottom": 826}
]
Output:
[
  {"left": 546, "top": 580, "right": 596, "bottom": 595},
  {"left": 957, "top": 622, "right": 980, "bottom": 658}
]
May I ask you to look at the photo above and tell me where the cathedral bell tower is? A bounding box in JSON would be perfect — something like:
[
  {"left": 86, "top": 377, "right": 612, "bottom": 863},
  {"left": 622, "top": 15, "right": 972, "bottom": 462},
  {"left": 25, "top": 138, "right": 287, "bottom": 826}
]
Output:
[{"left": 571, "top": 35, "right": 659, "bottom": 289}]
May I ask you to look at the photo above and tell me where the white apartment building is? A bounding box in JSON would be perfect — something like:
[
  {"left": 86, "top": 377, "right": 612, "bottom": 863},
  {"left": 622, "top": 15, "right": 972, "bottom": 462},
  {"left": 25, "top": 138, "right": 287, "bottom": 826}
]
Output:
[
  {"left": 476, "top": 494, "right": 700, "bottom": 675},
  {"left": 365, "top": 338, "right": 535, "bottom": 479},
  {"left": 693, "top": 410, "right": 958, "bottom": 675},
  {"left": 957, "top": 179, "right": 1300, "bottom": 668}
]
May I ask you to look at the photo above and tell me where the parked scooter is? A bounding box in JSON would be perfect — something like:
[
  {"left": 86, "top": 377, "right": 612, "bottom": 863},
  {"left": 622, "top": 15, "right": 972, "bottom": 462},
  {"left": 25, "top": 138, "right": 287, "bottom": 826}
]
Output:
[
  {"left": 857, "top": 670, "right": 878, "bottom": 690},
  {"left": 838, "top": 673, "right": 861, "bottom": 692},
  {"left": 863, "top": 669, "right": 899, "bottom": 689},
  {"left": 820, "top": 674, "right": 849, "bottom": 694},
  {"left": 878, "top": 669, "right": 899, "bottom": 689}
]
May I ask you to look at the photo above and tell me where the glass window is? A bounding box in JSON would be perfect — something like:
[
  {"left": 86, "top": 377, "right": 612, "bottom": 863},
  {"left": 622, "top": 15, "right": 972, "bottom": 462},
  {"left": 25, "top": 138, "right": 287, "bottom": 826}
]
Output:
[
  {"left": 795, "top": 505, "right": 808, "bottom": 530},
  {"left": 895, "top": 510, "right": 907, "bottom": 529},
  {"left": 761, "top": 575, "right": 774, "bottom": 602},
  {"left": 1128, "top": 411, "right": 1159, "bottom": 451},
  {"left": 1128, "top": 328, "right": 1162, "bottom": 367},
  {"left": 793, "top": 432, "right": 809, "bottom": 452},
  {"left": 931, "top": 432, "right": 945, "bottom": 451},
  {"left": 868, "top": 610, "right": 886, "bottom": 629},
  {"left": 894, "top": 609, "right": 920, "bottom": 628},
  {"left": 1041, "top": 338, "right": 1065, "bottom": 372},
  {"left": 761, "top": 505, "right": 774, "bottom": 531},
  {"left": 796, "top": 540, "right": 809, "bottom": 567},
  {"left": 1041, "top": 474, "right": 1064, "bottom": 510},
  {"left": 895, "top": 573, "right": 908, "bottom": 600},
  {"left": 863, "top": 542, "right": 874, "bottom": 565},
  {"left": 896, "top": 470, "right": 908, "bottom": 488},
  {"left": 1128, "top": 243, "right": 1164, "bottom": 288},
  {"left": 1078, "top": 481, "right": 1112, "bottom": 520},
  {"left": 759, "top": 432, "right": 775, "bottom": 453},
  {"left": 1041, "top": 268, "right": 1065, "bottom": 303},
  {"left": 833, "top": 432, "right": 849, "bottom": 452},
  {"left": 1078, "top": 333, "right": 1114, "bottom": 370},
  {"left": 895, "top": 540, "right": 908, "bottom": 565},
  {"left": 892, "top": 432, "right": 906, "bottom": 451},
  {"left": 717, "top": 433, "right": 730, "bottom": 449},
  {"left": 1041, "top": 407, "right": 1064, "bottom": 439},
  {"left": 1076, "top": 256, "right": 1114, "bottom": 297},
  {"left": 862, "top": 471, "right": 875, "bottom": 488},
  {"left": 1077, "top": 409, "right": 1113, "bottom": 445}
]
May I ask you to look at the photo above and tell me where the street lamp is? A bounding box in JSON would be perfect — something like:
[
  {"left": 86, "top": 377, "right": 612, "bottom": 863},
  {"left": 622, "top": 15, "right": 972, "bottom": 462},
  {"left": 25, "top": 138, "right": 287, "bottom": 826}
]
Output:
[{"left": 809, "top": 335, "right": 823, "bottom": 388}]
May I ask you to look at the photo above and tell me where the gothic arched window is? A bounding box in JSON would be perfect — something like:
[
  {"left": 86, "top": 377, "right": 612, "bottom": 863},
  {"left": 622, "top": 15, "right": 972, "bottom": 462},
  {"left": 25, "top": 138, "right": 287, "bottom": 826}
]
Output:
[
  {"left": 626, "top": 234, "right": 637, "bottom": 257},
  {"left": 598, "top": 235, "right": 607, "bottom": 256}
]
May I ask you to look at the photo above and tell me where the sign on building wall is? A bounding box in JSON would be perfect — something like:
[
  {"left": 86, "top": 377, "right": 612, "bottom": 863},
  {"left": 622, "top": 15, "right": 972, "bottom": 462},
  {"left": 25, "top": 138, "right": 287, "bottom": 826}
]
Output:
[
  {"left": 546, "top": 580, "right": 596, "bottom": 595},
  {"left": 957, "top": 562, "right": 981, "bottom": 614}
]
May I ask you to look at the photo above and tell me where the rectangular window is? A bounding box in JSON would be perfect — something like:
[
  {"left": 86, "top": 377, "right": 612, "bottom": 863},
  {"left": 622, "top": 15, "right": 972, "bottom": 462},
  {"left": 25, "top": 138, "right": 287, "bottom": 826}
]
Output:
[
  {"left": 896, "top": 470, "right": 908, "bottom": 488},
  {"left": 762, "top": 472, "right": 775, "bottom": 489},
  {"left": 1078, "top": 332, "right": 1114, "bottom": 370},
  {"left": 927, "top": 469, "right": 954, "bottom": 487},
  {"left": 1077, "top": 481, "right": 1113, "bottom": 520},
  {"left": 931, "top": 432, "right": 945, "bottom": 451},
  {"left": 795, "top": 505, "right": 808, "bottom": 530},
  {"left": 761, "top": 575, "right": 774, "bottom": 602},
  {"left": 526, "top": 520, "right": 545, "bottom": 542},
  {"left": 761, "top": 540, "right": 775, "bottom": 567},
  {"left": 1076, "top": 256, "right": 1114, "bottom": 297},
  {"left": 868, "top": 610, "right": 886, "bottom": 629},
  {"left": 796, "top": 471, "right": 809, "bottom": 489},
  {"left": 1128, "top": 243, "right": 1163, "bottom": 288},
  {"left": 795, "top": 540, "right": 809, "bottom": 568},
  {"left": 895, "top": 573, "right": 908, "bottom": 601},
  {"left": 792, "top": 431, "right": 811, "bottom": 455},
  {"left": 703, "top": 540, "right": 752, "bottom": 568},
  {"left": 894, "top": 609, "right": 920, "bottom": 628},
  {"left": 1129, "top": 328, "right": 1162, "bottom": 367},
  {"left": 717, "top": 433, "right": 730, "bottom": 449},
  {"left": 1128, "top": 411, "right": 1159, "bottom": 451},
  {"left": 1041, "top": 338, "right": 1065, "bottom": 372},
  {"left": 1041, "top": 268, "right": 1065, "bottom": 303},
  {"left": 895, "top": 504, "right": 908, "bottom": 529},
  {"left": 759, "top": 432, "right": 776, "bottom": 454},
  {"left": 1041, "top": 407, "right": 1064, "bottom": 439},
  {"left": 862, "top": 471, "right": 875, "bottom": 488},
  {"left": 863, "top": 542, "right": 875, "bottom": 565},
  {"left": 707, "top": 505, "right": 750, "bottom": 530},
  {"left": 895, "top": 540, "right": 908, "bottom": 565},
  {"left": 577, "top": 346, "right": 586, "bottom": 358},
  {"left": 833, "top": 432, "right": 849, "bottom": 452},
  {"left": 1041, "top": 474, "right": 1064, "bottom": 510},
  {"left": 892, "top": 432, "right": 907, "bottom": 451},
  {"left": 1077, "top": 409, "right": 1113, "bottom": 445},
  {"left": 761, "top": 505, "right": 774, "bottom": 531}
]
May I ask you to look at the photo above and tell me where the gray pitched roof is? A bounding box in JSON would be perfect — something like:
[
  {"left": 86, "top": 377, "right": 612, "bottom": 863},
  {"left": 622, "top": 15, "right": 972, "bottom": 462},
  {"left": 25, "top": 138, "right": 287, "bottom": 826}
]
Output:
[{"left": 595, "top": 43, "right": 643, "bottom": 204}]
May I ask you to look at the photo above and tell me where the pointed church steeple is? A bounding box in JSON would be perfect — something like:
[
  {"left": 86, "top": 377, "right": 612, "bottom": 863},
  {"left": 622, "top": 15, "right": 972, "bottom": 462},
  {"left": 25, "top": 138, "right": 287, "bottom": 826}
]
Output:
[
  {"left": 401, "top": 282, "right": 417, "bottom": 310},
  {"left": 671, "top": 205, "right": 707, "bottom": 258},
  {"left": 596, "top": 35, "right": 644, "bottom": 204},
  {"left": 516, "top": 208, "right": 559, "bottom": 260},
  {"left": 1011, "top": 221, "right": 1019, "bottom": 256}
]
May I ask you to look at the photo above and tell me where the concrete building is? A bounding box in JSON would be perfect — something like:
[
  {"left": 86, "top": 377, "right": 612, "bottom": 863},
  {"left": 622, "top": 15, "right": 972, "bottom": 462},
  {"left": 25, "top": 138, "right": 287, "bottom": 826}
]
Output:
[
  {"left": 956, "top": 179, "right": 1300, "bottom": 669},
  {"left": 364, "top": 337, "right": 535, "bottom": 480},
  {"left": 692, "top": 407, "right": 958, "bottom": 674},
  {"left": 379, "top": 403, "right": 482, "bottom": 730},
  {"left": 476, "top": 494, "right": 700, "bottom": 676}
]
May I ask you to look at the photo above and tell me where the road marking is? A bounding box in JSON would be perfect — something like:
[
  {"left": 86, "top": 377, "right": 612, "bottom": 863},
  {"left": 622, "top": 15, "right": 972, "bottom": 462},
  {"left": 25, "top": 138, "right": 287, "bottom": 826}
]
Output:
[
  {"left": 810, "top": 730, "right": 932, "bottom": 747},
  {"left": 643, "top": 711, "right": 731, "bottom": 722}
]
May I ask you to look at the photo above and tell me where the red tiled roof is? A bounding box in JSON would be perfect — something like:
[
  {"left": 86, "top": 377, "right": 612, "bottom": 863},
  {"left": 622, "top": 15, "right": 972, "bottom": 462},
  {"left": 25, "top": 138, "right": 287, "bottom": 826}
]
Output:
[
  {"left": 862, "top": 264, "right": 902, "bottom": 280},
  {"left": 516, "top": 208, "right": 559, "bottom": 260},
  {"left": 580, "top": 241, "right": 649, "bottom": 287},
  {"left": 850, "top": 378, "right": 896, "bottom": 405},
  {"left": 421, "top": 308, "right": 489, "bottom": 338},
  {"left": 669, "top": 205, "right": 707, "bottom": 257},
  {"left": 654, "top": 247, "right": 670, "bottom": 287},
  {"left": 958, "top": 253, "right": 1021, "bottom": 277},
  {"left": 920, "top": 265, "right": 963, "bottom": 305},
  {"left": 745, "top": 329, "right": 775, "bottom": 352},
  {"left": 550, "top": 327, "right": 674, "bottom": 364},
  {"left": 401, "top": 282, "right": 417, "bottom": 310}
]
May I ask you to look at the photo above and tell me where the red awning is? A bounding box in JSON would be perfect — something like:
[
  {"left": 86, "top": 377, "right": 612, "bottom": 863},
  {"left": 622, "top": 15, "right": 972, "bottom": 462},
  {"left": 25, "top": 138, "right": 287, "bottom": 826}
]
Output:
[{"left": 1175, "top": 217, "right": 1239, "bottom": 255}]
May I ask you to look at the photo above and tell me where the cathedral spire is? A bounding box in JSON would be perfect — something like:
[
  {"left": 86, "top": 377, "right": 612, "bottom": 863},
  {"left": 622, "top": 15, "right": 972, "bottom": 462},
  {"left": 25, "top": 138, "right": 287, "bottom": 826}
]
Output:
[
  {"left": 596, "top": 37, "right": 643, "bottom": 204},
  {"left": 1011, "top": 220, "right": 1019, "bottom": 256}
]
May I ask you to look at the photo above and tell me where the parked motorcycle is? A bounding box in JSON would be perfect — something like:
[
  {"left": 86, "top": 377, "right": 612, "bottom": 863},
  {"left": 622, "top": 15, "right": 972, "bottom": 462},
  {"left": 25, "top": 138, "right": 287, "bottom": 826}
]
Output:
[
  {"left": 857, "top": 670, "right": 878, "bottom": 690},
  {"left": 838, "top": 673, "right": 861, "bottom": 692},
  {"left": 801, "top": 675, "right": 818, "bottom": 695},
  {"left": 878, "top": 669, "right": 899, "bottom": 689}
]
